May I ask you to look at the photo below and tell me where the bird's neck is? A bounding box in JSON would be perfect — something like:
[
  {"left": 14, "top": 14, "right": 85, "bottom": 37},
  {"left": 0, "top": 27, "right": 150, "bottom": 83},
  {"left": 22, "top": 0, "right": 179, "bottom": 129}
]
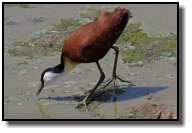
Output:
[
  {"left": 53, "top": 55, "right": 79, "bottom": 76},
  {"left": 52, "top": 55, "right": 65, "bottom": 73}
]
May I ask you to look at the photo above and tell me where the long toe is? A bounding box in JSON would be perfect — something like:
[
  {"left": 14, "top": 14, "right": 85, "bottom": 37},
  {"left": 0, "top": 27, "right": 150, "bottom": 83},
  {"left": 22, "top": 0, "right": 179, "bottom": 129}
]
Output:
[
  {"left": 75, "top": 101, "right": 84, "bottom": 108},
  {"left": 75, "top": 100, "right": 90, "bottom": 112},
  {"left": 98, "top": 78, "right": 113, "bottom": 90},
  {"left": 116, "top": 75, "right": 132, "bottom": 85}
]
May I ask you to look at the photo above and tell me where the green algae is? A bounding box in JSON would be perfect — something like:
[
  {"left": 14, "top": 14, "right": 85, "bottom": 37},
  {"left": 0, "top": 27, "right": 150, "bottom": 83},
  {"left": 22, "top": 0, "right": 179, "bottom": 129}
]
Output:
[
  {"left": 48, "top": 87, "right": 63, "bottom": 92},
  {"left": 17, "top": 70, "right": 27, "bottom": 75},
  {"left": 79, "top": 9, "right": 101, "bottom": 20},
  {"left": 117, "top": 21, "right": 177, "bottom": 67},
  {"left": 4, "top": 17, "right": 9, "bottom": 20},
  {"left": 6, "top": 8, "right": 99, "bottom": 59},
  {"left": 7, "top": 17, "right": 83, "bottom": 59},
  {"left": 87, "top": 8, "right": 97, "bottom": 11},
  {"left": 50, "top": 17, "right": 82, "bottom": 31},
  {"left": 173, "top": 61, "right": 177, "bottom": 66},
  {"left": 28, "top": 82, "right": 39, "bottom": 88},
  {"left": 116, "top": 21, "right": 143, "bottom": 45},
  {"left": 17, "top": 61, "right": 29, "bottom": 65},
  {"left": 6, "top": 7, "right": 177, "bottom": 66}
]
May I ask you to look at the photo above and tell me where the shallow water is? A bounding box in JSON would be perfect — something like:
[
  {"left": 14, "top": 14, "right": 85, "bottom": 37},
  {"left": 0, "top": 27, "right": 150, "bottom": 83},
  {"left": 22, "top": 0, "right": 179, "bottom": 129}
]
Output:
[{"left": 4, "top": 4, "right": 177, "bottom": 119}]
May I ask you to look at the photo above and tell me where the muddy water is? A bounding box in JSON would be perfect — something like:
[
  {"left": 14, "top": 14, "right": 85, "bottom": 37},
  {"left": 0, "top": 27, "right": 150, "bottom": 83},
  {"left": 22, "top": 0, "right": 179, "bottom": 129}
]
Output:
[{"left": 4, "top": 4, "right": 177, "bottom": 119}]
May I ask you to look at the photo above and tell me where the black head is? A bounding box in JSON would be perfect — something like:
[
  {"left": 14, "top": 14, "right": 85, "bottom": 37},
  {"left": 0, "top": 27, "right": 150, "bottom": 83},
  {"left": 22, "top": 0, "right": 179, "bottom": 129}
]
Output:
[
  {"left": 36, "top": 68, "right": 52, "bottom": 96},
  {"left": 36, "top": 56, "right": 64, "bottom": 96}
]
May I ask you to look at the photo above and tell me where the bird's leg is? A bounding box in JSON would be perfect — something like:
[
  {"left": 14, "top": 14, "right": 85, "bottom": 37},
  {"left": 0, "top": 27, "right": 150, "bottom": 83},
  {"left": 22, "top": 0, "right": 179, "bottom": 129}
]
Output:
[
  {"left": 99, "top": 46, "right": 132, "bottom": 93},
  {"left": 76, "top": 61, "right": 105, "bottom": 112}
]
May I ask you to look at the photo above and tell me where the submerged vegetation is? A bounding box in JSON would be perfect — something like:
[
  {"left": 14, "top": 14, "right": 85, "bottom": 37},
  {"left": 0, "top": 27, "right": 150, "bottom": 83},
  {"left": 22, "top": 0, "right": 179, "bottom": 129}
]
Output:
[
  {"left": 7, "top": 7, "right": 177, "bottom": 67},
  {"left": 87, "top": 8, "right": 97, "bottom": 11},
  {"left": 4, "top": 17, "right": 9, "bottom": 20},
  {"left": 50, "top": 17, "right": 82, "bottom": 31},
  {"left": 79, "top": 9, "right": 101, "bottom": 20},
  {"left": 8, "top": 18, "right": 83, "bottom": 59},
  {"left": 117, "top": 21, "right": 177, "bottom": 67},
  {"left": 4, "top": 7, "right": 177, "bottom": 118}
]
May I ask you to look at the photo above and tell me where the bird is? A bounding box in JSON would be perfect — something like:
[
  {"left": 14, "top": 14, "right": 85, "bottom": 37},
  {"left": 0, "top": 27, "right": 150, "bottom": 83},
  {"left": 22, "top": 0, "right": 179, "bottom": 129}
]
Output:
[{"left": 36, "top": 7, "right": 132, "bottom": 111}]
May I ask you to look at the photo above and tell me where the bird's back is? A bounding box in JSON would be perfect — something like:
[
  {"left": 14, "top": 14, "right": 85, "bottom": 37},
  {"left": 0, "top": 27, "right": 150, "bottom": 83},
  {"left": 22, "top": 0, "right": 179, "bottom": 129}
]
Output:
[{"left": 62, "top": 7, "right": 132, "bottom": 63}]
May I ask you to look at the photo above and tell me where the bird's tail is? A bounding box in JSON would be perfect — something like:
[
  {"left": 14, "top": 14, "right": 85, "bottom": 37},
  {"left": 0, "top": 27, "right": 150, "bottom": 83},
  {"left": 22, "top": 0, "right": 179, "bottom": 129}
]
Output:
[{"left": 120, "top": 8, "right": 132, "bottom": 32}]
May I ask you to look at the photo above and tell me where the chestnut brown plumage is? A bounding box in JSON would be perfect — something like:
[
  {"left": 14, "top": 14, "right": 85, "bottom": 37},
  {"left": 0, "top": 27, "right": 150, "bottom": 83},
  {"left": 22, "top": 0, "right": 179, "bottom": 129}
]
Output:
[
  {"left": 37, "top": 7, "right": 132, "bottom": 112},
  {"left": 63, "top": 7, "right": 132, "bottom": 63}
]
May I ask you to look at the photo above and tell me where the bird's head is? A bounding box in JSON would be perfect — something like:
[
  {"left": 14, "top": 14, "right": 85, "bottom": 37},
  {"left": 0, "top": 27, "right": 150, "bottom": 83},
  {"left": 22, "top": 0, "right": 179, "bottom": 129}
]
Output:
[
  {"left": 36, "top": 67, "right": 62, "bottom": 96},
  {"left": 36, "top": 56, "right": 78, "bottom": 96}
]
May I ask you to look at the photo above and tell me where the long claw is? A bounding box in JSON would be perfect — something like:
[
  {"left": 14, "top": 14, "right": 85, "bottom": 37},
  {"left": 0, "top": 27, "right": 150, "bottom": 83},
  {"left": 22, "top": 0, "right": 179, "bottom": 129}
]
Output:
[
  {"left": 76, "top": 61, "right": 105, "bottom": 115},
  {"left": 97, "top": 46, "right": 132, "bottom": 93},
  {"left": 98, "top": 75, "right": 132, "bottom": 91},
  {"left": 116, "top": 75, "right": 132, "bottom": 85},
  {"left": 75, "top": 100, "right": 90, "bottom": 113}
]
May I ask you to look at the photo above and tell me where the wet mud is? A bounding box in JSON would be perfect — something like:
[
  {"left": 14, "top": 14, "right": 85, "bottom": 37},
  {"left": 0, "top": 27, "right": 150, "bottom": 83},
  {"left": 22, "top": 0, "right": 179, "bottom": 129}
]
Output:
[
  {"left": 4, "top": 4, "right": 177, "bottom": 119},
  {"left": 118, "top": 103, "right": 177, "bottom": 119}
]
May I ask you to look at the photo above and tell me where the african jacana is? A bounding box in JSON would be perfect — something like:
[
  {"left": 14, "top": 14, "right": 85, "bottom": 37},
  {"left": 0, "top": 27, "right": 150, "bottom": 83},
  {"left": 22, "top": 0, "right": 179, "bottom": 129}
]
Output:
[{"left": 37, "top": 7, "right": 132, "bottom": 111}]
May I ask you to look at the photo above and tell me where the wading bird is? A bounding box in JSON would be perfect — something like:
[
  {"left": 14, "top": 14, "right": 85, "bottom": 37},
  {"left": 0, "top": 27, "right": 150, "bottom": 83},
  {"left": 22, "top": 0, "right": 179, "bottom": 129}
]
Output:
[{"left": 37, "top": 7, "right": 132, "bottom": 111}]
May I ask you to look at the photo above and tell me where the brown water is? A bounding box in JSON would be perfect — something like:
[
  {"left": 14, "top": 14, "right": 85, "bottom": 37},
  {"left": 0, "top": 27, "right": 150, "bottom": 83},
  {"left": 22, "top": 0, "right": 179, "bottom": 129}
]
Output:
[{"left": 4, "top": 4, "right": 177, "bottom": 119}]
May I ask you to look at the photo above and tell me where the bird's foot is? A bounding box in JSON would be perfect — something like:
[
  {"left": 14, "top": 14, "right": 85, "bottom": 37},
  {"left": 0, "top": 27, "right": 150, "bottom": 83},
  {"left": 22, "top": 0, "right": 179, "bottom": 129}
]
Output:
[
  {"left": 99, "top": 75, "right": 132, "bottom": 90},
  {"left": 98, "top": 78, "right": 113, "bottom": 90},
  {"left": 75, "top": 100, "right": 90, "bottom": 113},
  {"left": 116, "top": 75, "right": 132, "bottom": 85}
]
